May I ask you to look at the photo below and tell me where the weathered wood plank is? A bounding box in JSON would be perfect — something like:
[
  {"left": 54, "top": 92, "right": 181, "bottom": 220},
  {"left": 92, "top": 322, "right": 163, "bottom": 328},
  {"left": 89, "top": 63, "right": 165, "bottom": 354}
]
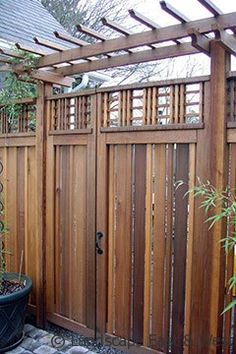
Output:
[
  {"left": 133, "top": 145, "right": 146, "bottom": 344},
  {"left": 172, "top": 144, "right": 189, "bottom": 354}
]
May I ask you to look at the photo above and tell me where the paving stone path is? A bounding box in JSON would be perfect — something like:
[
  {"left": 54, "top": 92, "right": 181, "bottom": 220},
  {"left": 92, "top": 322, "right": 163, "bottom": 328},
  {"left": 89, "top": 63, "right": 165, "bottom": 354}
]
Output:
[{"left": 6, "top": 324, "right": 97, "bottom": 354}]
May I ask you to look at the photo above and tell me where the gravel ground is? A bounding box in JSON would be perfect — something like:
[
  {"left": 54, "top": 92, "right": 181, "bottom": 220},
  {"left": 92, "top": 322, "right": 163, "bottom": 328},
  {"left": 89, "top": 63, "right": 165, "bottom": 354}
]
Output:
[
  {"left": 24, "top": 315, "right": 127, "bottom": 354},
  {"left": 46, "top": 322, "right": 128, "bottom": 354}
]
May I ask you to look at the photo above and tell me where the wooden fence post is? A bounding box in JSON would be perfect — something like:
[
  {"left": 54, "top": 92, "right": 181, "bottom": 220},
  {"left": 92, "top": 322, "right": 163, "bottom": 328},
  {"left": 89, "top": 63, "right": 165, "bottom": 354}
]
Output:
[
  {"left": 35, "top": 82, "right": 52, "bottom": 327},
  {"left": 190, "top": 41, "right": 230, "bottom": 354}
]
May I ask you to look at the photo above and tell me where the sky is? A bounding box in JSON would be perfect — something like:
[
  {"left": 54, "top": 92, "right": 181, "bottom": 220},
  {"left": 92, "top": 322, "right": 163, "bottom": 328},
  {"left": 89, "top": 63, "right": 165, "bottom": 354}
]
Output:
[{"left": 136, "top": 0, "right": 236, "bottom": 24}]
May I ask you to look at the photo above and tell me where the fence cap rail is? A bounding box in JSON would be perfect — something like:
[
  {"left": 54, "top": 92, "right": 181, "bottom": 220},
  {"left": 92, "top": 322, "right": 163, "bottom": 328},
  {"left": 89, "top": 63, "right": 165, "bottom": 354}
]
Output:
[
  {"left": 0, "top": 97, "right": 36, "bottom": 108},
  {"left": 45, "top": 75, "right": 210, "bottom": 101}
]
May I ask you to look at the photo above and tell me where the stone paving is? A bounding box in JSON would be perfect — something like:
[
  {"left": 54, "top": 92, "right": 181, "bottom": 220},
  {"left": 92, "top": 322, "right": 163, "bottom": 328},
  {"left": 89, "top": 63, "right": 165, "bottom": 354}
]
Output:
[{"left": 6, "top": 324, "right": 97, "bottom": 354}]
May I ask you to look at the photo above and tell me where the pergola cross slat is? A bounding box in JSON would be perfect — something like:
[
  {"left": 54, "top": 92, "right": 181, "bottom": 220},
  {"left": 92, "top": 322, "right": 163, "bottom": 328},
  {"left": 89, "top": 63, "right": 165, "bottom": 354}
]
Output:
[
  {"left": 128, "top": 8, "right": 181, "bottom": 45},
  {"left": 101, "top": 17, "right": 157, "bottom": 50}
]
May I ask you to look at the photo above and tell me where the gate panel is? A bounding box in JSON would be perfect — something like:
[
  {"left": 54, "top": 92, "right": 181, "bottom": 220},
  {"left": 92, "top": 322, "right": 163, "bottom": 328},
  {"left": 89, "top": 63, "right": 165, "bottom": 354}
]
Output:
[
  {"left": 45, "top": 93, "right": 96, "bottom": 335},
  {"left": 98, "top": 140, "right": 193, "bottom": 353}
]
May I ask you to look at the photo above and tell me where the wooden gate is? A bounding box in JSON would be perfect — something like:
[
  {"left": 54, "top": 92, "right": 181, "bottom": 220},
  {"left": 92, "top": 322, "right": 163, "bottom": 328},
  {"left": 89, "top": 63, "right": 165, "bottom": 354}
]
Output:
[
  {"left": 95, "top": 80, "right": 203, "bottom": 354},
  {"left": 45, "top": 92, "right": 96, "bottom": 335}
]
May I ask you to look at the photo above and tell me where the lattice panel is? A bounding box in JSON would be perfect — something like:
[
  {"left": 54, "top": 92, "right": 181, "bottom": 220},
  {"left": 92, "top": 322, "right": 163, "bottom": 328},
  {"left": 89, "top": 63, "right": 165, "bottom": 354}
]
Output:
[
  {"left": 0, "top": 103, "right": 36, "bottom": 133},
  {"left": 48, "top": 95, "right": 92, "bottom": 131},
  {"left": 227, "top": 78, "right": 236, "bottom": 122},
  {"left": 102, "top": 82, "right": 204, "bottom": 128}
]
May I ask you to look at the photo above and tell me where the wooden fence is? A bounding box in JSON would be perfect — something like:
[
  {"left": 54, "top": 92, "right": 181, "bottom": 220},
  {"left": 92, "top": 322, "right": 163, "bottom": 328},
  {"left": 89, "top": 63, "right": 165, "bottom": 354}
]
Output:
[{"left": 1, "top": 73, "right": 236, "bottom": 354}]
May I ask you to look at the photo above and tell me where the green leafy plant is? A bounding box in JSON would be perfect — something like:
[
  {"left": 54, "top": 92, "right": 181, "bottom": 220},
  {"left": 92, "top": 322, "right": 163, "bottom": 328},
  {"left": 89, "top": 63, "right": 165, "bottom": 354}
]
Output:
[
  {"left": 0, "top": 50, "right": 37, "bottom": 132},
  {"left": 182, "top": 179, "right": 236, "bottom": 313}
]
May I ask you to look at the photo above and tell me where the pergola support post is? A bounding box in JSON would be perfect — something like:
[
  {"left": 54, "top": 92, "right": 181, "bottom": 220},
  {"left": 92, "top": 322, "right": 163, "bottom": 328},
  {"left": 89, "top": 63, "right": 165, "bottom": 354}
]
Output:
[
  {"left": 35, "top": 82, "right": 52, "bottom": 327},
  {"left": 190, "top": 41, "right": 230, "bottom": 354}
]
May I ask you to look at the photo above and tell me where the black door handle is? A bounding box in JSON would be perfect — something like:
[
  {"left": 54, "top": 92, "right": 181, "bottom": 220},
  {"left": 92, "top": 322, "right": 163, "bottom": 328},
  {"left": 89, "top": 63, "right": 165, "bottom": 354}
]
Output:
[{"left": 96, "top": 231, "right": 103, "bottom": 255}]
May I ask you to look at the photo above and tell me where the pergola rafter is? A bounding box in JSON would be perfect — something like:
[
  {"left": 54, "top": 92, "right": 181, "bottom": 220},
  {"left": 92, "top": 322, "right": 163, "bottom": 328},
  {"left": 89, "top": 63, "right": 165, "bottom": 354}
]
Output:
[{"left": 1, "top": 1, "right": 236, "bottom": 86}]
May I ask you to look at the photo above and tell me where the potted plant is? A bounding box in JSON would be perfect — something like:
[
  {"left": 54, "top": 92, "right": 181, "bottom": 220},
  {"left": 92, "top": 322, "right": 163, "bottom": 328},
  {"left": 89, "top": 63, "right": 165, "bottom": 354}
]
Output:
[{"left": 0, "top": 161, "right": 32, "bottom": 352}]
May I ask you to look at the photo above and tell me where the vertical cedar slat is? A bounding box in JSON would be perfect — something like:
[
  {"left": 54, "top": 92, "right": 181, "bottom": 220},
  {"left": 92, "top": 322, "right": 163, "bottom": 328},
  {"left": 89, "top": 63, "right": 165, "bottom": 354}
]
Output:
[
  {"left": 114, "top": 144, "right": 132, "bottom": 339},
  {"left": 163, "top": 144, "right": 174, "bottom": 353},
  {"left": 54, "top": 145, "right": 61, "bottom": 314},
  {"left": 68, "top": 145, "right": 73, "bottom": 319},
  {"left": 27, "top": 146, "right": 37, "bottom": 306},
  {"left": 172, "top": 143, "right": 189, "bottom": 354},
  {"left": 118, "top": 92, "right": 122, "bottom": 127},
  {"left": 143, "top": 144, "right": 153, "bottom": 346},
  {"left": 103, "top": 93, "right": 108, "bottom": 128},
  {"left": 151, "top": 144, "right": 166, "bottom": 351},
  {"left": 151, "top": 87, "right": 157, "bottom": 125},
  {"left": 229, "top": 80, "right": 234, "bottom": 122},
  {"left": 146, "top": 88, "right": 152, "bottom": 125},
  {"left": 122, "top": 91, "right": 127, "bottom": 127},
  {"left": 179, "top": 84, "right": 185, "bottom": 123},
  {"left": 107, "top": 145, "right": 115, "bottom": 333},
  {"left": 71, "top": 146, "right": 87, "bottom": 323},
  {"left": 184, "top": 143, "right": 196, "bottom": 354},
  {"left": 24, "top": 147, "right": 28, "bottom": 273},
  {"left": 199, "top": 82, "right": 204, "bottom": 123},
  {"left": 17, "top": 148, "right": 25, "bottom": 273},
  {"left": 174, "top": 85, "right": 179, "bottom": 123},
  {"left": 127, "top": 90, "right": 132, "bottom": 126},
  {"left": 133, "top": 145, "right": 146, "bottom": 344},
  {"left": 143, "top": 89, "right": 147, "bottom": 125},
  {"left": 46, "top": 131, "right": 55, "bottom": 313}
]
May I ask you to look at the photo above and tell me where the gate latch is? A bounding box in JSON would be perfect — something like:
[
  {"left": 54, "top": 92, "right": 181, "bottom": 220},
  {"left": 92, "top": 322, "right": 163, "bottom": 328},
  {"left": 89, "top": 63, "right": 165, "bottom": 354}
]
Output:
[{"left": 96, "top": 231, "right": 104, "bottom": 255}]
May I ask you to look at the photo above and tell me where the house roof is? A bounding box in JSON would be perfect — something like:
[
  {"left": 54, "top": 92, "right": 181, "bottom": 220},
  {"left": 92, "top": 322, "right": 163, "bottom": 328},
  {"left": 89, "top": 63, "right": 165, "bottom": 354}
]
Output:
[{"left": 0, "top": 0, "right": 73, "bottom": 50}]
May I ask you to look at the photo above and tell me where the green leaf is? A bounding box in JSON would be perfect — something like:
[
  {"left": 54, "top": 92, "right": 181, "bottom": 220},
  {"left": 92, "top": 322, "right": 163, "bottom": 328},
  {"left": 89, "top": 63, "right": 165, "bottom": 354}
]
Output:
[{"left": 222, "top": 299, "right": 236, "bottom": 314}]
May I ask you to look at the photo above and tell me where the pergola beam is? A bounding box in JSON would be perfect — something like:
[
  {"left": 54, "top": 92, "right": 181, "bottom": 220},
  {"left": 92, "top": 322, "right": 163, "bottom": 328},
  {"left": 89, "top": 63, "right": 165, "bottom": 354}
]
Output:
[
  {"left": 54, "top": 31, "right": 108, "bottom": 60},
  {"left": 16, "top": 43, "right": 49, "bottom": 56},
  {"left": 101, "top": 17, "right": 155, "bottom": 49},
  {"left": 34, "top": 37, "right": 76, "bottom": 65},
  {"left": 36, "top": 12, "right": 236, "bottom": 69},
  {"left": 55, "top": 42, "right": 199, "bottom": 76},
  {"left": 188, "top": 29, "right": 210, "bottom": 55},
  {"left": 77, "top": 24, "right": 107, "bottom": 41},
  {"left": 0, "top": 47, "right": 24, "bottom": 59},
  {"left": 54, "top": 31, "right": 89, "bottom": 47},
  {"left": 128, "top": 9, "right": 161, "bottom": 29},
  {"left": 34, "top": 37, "right": 68, "bottom": 52},
  {"left": 197, "top": 0, "right": 223, "bottom": 16},
  {"left": 101, "top": 17, "right": 132, "bottom": 36},
  {"left": 30, "top": 70, "right": 75, "bottom": 87},
  {"left": 159, "top": 1, "right": 189, "bottom": 23},
  {"left": 128, "top": 8, "right": 180, "bottom": 45},
  {"left": 212, "top": 25, "right": 236, "bottom": 55}
]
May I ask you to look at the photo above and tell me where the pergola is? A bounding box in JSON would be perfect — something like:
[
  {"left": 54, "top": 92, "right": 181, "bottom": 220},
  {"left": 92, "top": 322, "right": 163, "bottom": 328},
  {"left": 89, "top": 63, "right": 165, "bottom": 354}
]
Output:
[{"left": 0, "top": 0, "right": 236, "bottom": 86}]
